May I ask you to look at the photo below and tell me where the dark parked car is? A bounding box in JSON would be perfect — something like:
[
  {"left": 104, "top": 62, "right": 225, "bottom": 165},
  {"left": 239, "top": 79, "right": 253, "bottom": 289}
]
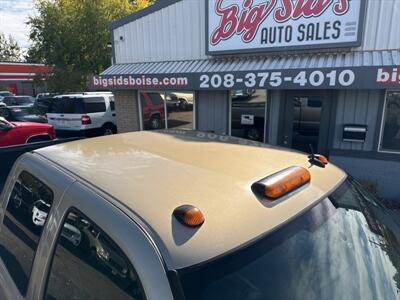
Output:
[
  {"left": 36, "top": 93, "right": 58, "bottom": 100},
  {"left": 0, "top": 106, "right": 48, "bottom": 123},
  {"left": 163, "top": 92, "right": 193, "bottom": 111},
  {"left": 163, "top": 93, "right": 181, "bottom": 110},
  {"left": 34, "top": 96, "right": 54, "bottom": 114},
  {"left": 0, "top": 91, "right": 13, "bottom": 101},
  {"left": 2, "top": 96, "right": 35, "bottom": 107},
  {"left": 231, "top": 92, "right": 266, "bottom": 141}
]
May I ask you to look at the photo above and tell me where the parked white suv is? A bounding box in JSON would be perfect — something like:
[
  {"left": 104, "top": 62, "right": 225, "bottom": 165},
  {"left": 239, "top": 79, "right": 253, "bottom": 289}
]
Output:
[{"left": 47, "top": 92, "right": 116, "bottom": 137}]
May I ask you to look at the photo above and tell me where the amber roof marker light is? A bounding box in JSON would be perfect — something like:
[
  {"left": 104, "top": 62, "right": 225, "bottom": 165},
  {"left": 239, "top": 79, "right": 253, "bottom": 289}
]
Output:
[
  {"left": 308, "top": 144, "right": 329, "bottom": 168},
  {"left": 252, "top": 166, "right": 311, "bottom": 200},
  {"left": 173, "top": 205, "right": 205, "bottom": 227}
]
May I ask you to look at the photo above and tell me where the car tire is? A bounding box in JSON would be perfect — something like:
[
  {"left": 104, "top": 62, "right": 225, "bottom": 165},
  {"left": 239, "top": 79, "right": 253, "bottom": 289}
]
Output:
[
  {"left": 179, "top": 99, "right": 188, "bottom": 111},
  {"left": 149, "top": 115, "right": 161, "bottom": 130},
  {"left": 246, "top": 128, "right": 262, "bottom": 141},
  {"left": 102, "top": 124, "right": 116, "bottom": 136},
  {"left": 27, "top": 136, "right": 51, "bottom": 144}
]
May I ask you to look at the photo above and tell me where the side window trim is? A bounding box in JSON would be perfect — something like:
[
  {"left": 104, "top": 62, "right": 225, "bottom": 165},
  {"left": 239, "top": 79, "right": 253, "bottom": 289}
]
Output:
[
  {"left": 0, "top": 154, "right": 76, "bottom": 300},
  {"left": 43, "top": 206, "right": 147, "bottom": 300},
  {"left": 378, "top": 90, "right": 400, "bottom": 154},
  {"left": 0, "top": 170, "right": 54, "bottom": 296},
  {"left": 37, "top": 181, "right": 173, "bottom": 300}
]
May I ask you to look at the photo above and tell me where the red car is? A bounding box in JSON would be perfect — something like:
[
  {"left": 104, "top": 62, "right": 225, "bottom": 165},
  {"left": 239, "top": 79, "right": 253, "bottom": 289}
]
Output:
[
  {"left": 140, "top": 92, "right": 166, "bottom": 130},
  {"left": 0, "top": 117, "right": 56, "bottom": 147}
]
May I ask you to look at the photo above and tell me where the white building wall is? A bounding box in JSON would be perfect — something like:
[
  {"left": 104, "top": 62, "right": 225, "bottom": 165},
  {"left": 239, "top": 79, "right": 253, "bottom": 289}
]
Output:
[
  {"left": 113, "top": 0, "right": 400, "bottom": 64},
  {"left": 333, "top": 89, "right": 383, "bottom": 151},
  {"left": 114, "top": 0, "right": 207, "bottom": 64},
  {"left": 362, "top": 0, "right": 400, "bottom": 51}
]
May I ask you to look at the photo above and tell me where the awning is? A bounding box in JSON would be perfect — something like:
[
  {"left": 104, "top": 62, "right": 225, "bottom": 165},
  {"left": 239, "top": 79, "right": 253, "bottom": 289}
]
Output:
[{"left": 93, "top": 50, "right": 400, "bottom": 90}]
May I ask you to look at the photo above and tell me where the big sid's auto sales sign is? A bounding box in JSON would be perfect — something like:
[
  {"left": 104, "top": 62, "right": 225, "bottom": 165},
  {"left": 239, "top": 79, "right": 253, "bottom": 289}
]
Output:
[{"left": 207, "top": 0, "right": 366, "bottom": 54}]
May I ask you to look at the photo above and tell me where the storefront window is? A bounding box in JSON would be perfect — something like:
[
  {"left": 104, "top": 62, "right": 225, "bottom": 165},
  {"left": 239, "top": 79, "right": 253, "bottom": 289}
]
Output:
[
  {"left": 140, "top": 92, "right": 166, "bottom": 130},
  {"left": 140, "top": 91, "right": 194, "bottom": 131},
  {"left": 165, "top": 92, "right": 194, "bottom": 130},
  {"left": 231, "top": 90, "right": 267, "bottom": 142},
  {"left": 380, "top": 92, "right": 400, "bottom": 153}
]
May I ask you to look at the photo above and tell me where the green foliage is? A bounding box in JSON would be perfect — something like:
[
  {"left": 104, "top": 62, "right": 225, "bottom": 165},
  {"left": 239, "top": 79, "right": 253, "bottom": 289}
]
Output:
[
  {"left": 132, "top": 0, "right": 155, "bottom": 10},
  {"left": 0, "top": 85, "right": 13, "bottom": 92},
  {"left": 0, "top": 33, "right": 22, "bottom": 62},
  {"left": 28, "top": 0, "right": 154, "bottom": 92}
]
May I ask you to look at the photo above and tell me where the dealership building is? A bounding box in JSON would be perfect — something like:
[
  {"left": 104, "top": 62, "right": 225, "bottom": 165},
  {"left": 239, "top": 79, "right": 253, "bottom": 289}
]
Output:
[
  {"left": 93, "top": 0, "right": 400, "bottom": 200},
  {"left": 0, "top": 62, "right": 50, "bottom": 96}
]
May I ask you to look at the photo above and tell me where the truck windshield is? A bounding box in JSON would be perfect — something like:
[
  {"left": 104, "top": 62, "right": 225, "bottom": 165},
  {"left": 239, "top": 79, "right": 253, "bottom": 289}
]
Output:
[{"left": 178, "top": 178, "right": 400, "bottom": 300}]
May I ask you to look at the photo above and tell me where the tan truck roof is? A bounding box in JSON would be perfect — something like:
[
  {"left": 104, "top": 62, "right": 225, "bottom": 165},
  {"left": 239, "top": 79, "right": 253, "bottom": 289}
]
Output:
[{"left": 35, "top": 131, "right": 346, "bottom": 269}]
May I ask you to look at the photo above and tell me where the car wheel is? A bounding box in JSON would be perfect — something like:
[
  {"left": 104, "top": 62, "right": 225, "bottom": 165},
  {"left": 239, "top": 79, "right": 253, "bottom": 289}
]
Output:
[
  {"left": 27, "top": 136, "right": 51, "bottom": 144},
  {"left": 149, "top": 116, "right": 161, "bottom": 129},
  {"left": 89, "top": 247, "right": 98, "bottom": 262},
  {"left": 102, "top": 124, "right": 116, "bottom": 136},
  {"left": 179, "top": 100, "right": 188, "bottom": 111},
  {"left": 246, "top": 128, "right": 261, "bottom": 141}
]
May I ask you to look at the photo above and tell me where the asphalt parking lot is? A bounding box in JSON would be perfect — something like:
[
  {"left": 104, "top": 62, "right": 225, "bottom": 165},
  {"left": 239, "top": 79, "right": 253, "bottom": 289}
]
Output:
[{"left": 167, "top": 110, "right": 193, "bottom": 130}]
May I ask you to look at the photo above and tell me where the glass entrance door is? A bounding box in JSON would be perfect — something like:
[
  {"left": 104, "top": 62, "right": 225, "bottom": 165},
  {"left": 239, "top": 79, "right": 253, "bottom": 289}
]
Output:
[{"left": 281, "top": 91, "right": 332, "bottom": 155}]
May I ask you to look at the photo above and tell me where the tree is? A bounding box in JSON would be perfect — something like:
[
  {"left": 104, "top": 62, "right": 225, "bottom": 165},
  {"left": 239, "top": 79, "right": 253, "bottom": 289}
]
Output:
[
  {"left": 132, "top": 0, "right": 155, "bottom": 10},
  {"left": 27, "top": 0, "right": 154, "bottom": 92},
  {"left": 0, "top": 33, "right": 22, "bottom": 62}
]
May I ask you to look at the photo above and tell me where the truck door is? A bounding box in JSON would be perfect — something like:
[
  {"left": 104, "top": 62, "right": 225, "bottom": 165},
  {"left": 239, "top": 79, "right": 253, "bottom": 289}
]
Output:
[
  {"left": 0, "top": 153, "right": 75, "bottom": 300},
  {"left": 33, "top": 181, "right": 174, "bottom": 300}
]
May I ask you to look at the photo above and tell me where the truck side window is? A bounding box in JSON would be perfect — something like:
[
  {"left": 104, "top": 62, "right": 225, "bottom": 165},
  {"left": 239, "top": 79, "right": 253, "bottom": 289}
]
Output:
[
  {"left": 0, "top": 171, "right": 54, "bottom": 296},
  {"left": 44, "top": 209, "right": 145, "bottom": 300}
]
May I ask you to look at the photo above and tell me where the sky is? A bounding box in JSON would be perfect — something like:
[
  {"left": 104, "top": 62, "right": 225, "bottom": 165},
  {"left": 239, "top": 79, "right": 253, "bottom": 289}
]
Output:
[{"left": 0, "top": 0, "right": 36, "bottom": 50}]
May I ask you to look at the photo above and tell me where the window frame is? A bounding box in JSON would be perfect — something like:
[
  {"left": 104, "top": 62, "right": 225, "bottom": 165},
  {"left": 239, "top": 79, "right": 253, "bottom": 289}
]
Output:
[
  {"left": 229, "top": 89, "right": 269, "bottom": 143},
  {"left": 0, "top": 170, "right": 55, "bottom": 297},
  {"left": 0, "top": 156, "right": 75, "bottom": 300},
  {"left": 37, "top": 181, "right": 174, "bottom": 300},
  {"left": 378, "top": 90, "right": 400, "bottom": 154},
  {"left": 138, "top": 90, "right": 196, "bottom": 131},
  {"left": 43, "top": 207, "right": 147, "bottom": 300}
]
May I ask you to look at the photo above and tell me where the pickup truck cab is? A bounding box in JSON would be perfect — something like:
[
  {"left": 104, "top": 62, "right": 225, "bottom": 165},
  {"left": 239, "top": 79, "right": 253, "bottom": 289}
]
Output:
[
  {"left": 0, "top": 131, "right": 399, "bottom": 300},
  {"left": 0, "top": 117, "right": 56, "bottom": 147}
]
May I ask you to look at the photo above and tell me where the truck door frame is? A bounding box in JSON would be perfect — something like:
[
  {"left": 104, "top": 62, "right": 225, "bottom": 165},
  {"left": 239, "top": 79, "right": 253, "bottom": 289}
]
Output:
[{"left": 34, "top": 179, "right": 174, "bottom": 300}]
